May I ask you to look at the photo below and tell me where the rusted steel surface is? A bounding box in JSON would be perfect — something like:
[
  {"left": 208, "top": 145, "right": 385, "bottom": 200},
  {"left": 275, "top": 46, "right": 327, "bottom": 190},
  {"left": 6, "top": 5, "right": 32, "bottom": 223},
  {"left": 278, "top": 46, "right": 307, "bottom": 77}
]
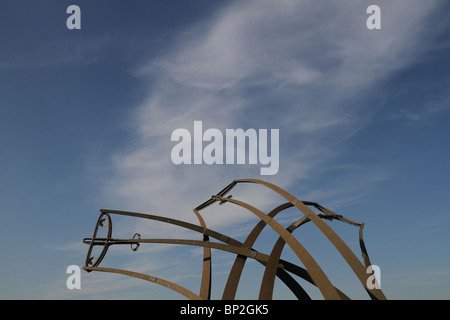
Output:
[{"left": 82, "top": 179, "right": 386, "bottom": 300}]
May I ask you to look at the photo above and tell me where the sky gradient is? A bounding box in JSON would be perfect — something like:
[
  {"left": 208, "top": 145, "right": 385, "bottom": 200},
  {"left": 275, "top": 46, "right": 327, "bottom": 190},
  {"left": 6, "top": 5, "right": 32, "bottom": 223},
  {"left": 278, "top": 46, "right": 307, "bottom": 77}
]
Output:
[{"left": 1, "top": 0, "right": 450, "bottom": 300}]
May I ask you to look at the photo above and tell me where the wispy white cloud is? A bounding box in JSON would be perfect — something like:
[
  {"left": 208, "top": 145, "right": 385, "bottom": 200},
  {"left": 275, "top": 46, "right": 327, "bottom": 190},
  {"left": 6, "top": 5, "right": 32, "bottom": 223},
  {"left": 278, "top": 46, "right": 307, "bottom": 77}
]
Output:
[
  {"left": 85, "top": 0, "right": 442, "bottom": 298},
  {"left": 105, "top": 0, "right": 439, "bottom": 214}
]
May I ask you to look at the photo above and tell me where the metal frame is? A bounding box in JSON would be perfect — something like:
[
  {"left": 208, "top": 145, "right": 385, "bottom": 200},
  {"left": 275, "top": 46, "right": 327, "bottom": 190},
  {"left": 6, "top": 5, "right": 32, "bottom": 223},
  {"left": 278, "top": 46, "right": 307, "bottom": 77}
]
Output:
[{"left": 82, "top": 179, "right": 386, "bottom": 300}]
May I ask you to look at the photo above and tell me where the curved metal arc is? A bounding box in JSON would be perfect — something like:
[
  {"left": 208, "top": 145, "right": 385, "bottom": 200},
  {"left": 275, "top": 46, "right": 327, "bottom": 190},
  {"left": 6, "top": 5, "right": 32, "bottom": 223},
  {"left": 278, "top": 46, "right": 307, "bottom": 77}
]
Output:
[
  {"left": 358, "top": 223, "right": 372, "bottom": 268},
  {"left": 260, "top": 204, "right": 368, "bottom": 300},
  {"left": 259, "top": 215, "right": 347, "bottom": 300},
  {"left": 87, "top": 178, "right": 383, "bottom": 300},
  {"left": 213, "top": 195, "right": 342, "bottom": 300},
  {"left": 195, "top": 181, "right": 238, "bottom": 211},
  {"left": 97, "top": 207, "right": 212, "bottom": 299},
  {"left": 221, "top": 199, "right": 357, "bottom": 299},
  {"left": 83, "top": 266, "right": 202, "bottom": 300},
  {"left": 311, "top": 203, "right": 374, "bottom": 268},
  {"left": 99, "top": 209, "right": 242, "bottom": 247},
  {"left": 199, "top": 179, "right": 368, "bottom": 298},
  {"left": 84, "top": 212, "right": 112, "bottom": 270},
  {"left": 86, "top": 210, "right": 313, "bottom": 299},
  {"left": 259, "top": 215, "right": 307, "bottom": 300},
  {"left": 86, "top": 235, "right": 337, "bottom": 294},
  {"left": 83, "top": 240, "right": 310, "bottom": 300},
  {"left": 82, "top": 214, "right": 349, "bottom": 300},
  {"left": 87, "top": 238, "right": 260, "bottom": 257},
  {"left": 198, "top": 195, "right": 349, "bottom": 299},
  {"left": 192, "top": 208, "right": 211, "bottom": 300},
  {"left": 222, "top": 202, "right": 293, "bottom": 299},
  {"left": 228, "top": 179, "right": 387, "bottom": 300}
]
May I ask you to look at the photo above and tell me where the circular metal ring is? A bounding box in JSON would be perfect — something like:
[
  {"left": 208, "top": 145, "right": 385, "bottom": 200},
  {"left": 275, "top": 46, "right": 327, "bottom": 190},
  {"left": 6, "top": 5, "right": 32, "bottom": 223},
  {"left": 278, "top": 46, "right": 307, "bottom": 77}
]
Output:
[{"left": 131, "top": 233, "right": 141, "bottom": 251}]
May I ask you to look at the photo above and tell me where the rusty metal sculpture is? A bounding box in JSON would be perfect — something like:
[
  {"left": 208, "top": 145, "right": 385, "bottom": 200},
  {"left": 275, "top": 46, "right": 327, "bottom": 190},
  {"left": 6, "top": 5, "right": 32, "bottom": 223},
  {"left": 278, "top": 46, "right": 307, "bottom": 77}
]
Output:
[{"left": 82, "top": 179, "right": 386, "bottom": 300}]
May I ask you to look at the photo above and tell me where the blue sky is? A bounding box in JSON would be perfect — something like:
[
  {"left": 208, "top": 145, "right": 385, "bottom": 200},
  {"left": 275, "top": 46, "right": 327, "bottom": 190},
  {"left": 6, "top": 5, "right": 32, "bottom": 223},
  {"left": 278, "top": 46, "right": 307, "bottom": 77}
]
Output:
[{"left": 1, "top": 0, "right": 449, "bottom": 299}]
